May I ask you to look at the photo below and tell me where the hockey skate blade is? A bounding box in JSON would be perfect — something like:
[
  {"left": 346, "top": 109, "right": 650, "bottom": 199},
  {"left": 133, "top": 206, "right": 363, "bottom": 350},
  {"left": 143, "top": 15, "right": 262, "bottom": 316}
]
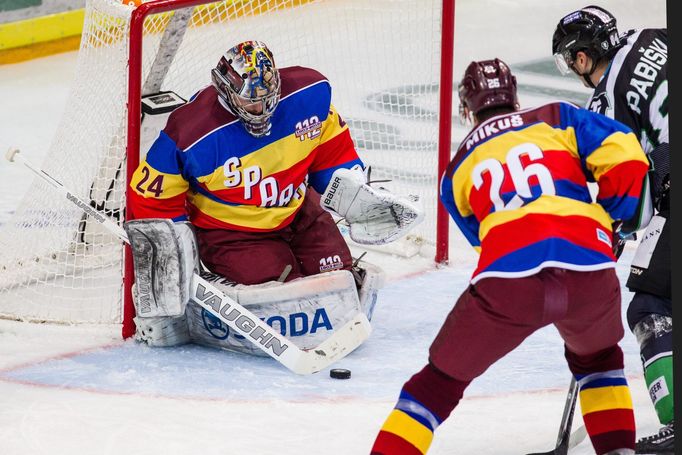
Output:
[{"left": 290, "top": 312, "right": 371, "bottom": 375}]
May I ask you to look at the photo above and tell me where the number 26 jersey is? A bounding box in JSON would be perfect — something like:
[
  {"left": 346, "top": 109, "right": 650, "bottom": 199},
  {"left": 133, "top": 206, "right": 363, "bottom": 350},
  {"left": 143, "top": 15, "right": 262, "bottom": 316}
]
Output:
[{"left": 440, "top": 101, "right": 649, "bottom": 284}]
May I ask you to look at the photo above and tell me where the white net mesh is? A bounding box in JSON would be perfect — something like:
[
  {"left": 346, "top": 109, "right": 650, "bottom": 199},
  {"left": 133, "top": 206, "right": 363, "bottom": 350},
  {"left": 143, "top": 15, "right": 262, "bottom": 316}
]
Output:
[{"left": 0, "top": 0, "right": 446, "bottom": 325}]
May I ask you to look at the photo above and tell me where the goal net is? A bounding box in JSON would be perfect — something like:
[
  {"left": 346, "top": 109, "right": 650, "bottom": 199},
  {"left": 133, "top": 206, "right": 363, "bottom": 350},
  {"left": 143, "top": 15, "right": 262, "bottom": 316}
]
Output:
[{"left": 0, "top": 0, "right": 453, "bottom": 335}]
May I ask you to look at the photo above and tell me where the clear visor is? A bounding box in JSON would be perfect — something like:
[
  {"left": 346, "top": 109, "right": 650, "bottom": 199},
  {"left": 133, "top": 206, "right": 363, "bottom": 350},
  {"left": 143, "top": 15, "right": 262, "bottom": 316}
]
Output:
[{"left": 553, "top": 52, "right": 573, "bottom": 76}]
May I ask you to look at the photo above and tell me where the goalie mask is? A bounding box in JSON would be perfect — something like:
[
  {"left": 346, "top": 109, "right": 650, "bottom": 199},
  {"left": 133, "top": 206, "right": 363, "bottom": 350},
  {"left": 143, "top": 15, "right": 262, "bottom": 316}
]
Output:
[
  {"left": 552, "top": 6, "right": 622, "bottom": 85},
  {"left": 458, "top": 58, "right": 519, "bottom": 125},
  {"left": 211, "top": 40, "right": 281, "bottom": 137}
]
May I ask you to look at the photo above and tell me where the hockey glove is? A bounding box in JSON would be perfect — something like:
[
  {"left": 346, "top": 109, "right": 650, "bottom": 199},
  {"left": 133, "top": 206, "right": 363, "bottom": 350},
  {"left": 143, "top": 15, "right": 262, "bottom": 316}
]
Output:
[{"left": 321, "top": 168, "right": 424, "bottom": 245}]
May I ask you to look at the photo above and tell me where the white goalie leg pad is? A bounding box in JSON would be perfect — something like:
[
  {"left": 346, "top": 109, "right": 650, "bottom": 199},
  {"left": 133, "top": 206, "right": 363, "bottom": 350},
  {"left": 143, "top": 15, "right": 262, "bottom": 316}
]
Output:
[
  {"left": 321, "top": 167, "right": 424, "bottom": 245},
  {"left": 354, "top": 261, "right": 386, "bottom": 320},
  {"left": 133, "top": 314, "right": 191, "bottom": 347},
  {"left": 185, "top": 270, "right": 365, "bottom": 357},
  {"left": 124, "top": 219, "right": 199, "bottom": 318}
]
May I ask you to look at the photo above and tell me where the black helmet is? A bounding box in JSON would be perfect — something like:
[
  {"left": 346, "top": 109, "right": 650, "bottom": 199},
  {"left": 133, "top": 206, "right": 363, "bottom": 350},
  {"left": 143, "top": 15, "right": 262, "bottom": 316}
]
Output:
[{"left": 552, "top": 5, "right": 621, "bottom": 75}]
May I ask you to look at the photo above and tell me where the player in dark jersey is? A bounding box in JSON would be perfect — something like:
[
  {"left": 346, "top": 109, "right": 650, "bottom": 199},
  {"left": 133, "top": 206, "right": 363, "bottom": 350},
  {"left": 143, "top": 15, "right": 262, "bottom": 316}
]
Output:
[
  {"left": 370, "top": 58, "right": 649, "bottom": 455},
  {"left": 553, "top": 7, "right": 671, "bottom": 452}
]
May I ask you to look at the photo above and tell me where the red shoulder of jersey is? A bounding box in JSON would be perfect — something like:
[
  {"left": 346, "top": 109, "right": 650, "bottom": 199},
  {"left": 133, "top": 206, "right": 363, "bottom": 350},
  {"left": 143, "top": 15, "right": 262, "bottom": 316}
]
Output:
[
  {"left": 163, "top": 86, "right": 238, "bottom": 151},
  {"left": 159, "top": 67, "right": 329, "bottom": 151},
  {"left": 279, "top": 66, "right": 329, "bottom": 98}
]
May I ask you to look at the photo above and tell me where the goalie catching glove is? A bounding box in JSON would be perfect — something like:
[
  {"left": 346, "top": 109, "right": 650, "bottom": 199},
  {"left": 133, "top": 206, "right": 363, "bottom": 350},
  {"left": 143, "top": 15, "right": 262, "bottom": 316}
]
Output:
[{"left": 321, "top": 168, "right": 424, "bottom": 245}]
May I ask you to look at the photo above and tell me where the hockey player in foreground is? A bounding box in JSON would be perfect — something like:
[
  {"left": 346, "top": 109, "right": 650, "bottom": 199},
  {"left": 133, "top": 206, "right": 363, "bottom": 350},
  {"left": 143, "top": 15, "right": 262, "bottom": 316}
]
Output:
[
  {"left": 370, "top": 59, "right": 649, "bottom": 454},
  {"left": 125, "top": 41, "right": 422, "bottom": 358},
  {"left": 553, "top": 6, "right": 672, "bottom": 452}
]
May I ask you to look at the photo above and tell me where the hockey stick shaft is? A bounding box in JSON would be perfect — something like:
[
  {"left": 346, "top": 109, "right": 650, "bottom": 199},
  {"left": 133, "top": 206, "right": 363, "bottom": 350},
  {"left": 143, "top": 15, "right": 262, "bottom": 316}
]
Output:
[
  {"left": 556, "top": 376, "right": 579, "bottom": 448},
  {"left": 6, "top": 148, "right": 371, "bottom": 375},
  {"left": 525, "top": 376, "right": 579, "bottom": 455}
]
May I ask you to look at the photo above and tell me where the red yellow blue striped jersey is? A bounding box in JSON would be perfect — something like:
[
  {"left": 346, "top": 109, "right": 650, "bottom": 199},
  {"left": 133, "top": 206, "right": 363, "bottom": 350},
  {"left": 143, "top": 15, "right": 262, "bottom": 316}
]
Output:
[
  {"left": 129, "top": 66, "right": 363, "bottom": 232},
  {"left": 440, "top": 101, "right": 649, "bottom": 284}
]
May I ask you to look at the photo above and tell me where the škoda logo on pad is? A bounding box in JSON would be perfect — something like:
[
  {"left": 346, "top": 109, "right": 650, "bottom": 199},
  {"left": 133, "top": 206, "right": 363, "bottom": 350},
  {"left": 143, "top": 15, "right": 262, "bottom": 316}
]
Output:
[{"left": 194, "top": 283, "right": 290, "bottom": 357}]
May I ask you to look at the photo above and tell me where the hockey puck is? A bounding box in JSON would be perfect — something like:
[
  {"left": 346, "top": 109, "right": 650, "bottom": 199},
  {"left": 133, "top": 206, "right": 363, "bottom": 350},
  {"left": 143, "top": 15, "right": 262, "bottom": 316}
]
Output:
[{"left": 330, "top": 368, "right": 351, "bottom": 379}]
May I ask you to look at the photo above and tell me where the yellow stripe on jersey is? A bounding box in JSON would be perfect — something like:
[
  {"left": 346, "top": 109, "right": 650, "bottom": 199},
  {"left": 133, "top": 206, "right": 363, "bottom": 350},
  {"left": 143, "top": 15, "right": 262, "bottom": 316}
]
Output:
[
  {"left": 452, "top": 123, "right": 581, "bottom": 216},
  {"left": 188, "top": 191, "right": 305, "bottom": 230},
  {"left": 586, "top": 131, "right": 649, "bottom": 180},
  {"left": 579, "top": 385, "right": 634, "bottom": 414},
  {"left": 556, "top": 125, "right": 579, "bottom": 157},
  {"left": 131, "top": 164, "right": 188, "bottom": 199},
  {"left": 197, "top": 104, "right": 347, "bottom": 192},
  {"left": 381, "top": 409, "right": 434, "bottom": 454},
  {"left": 318, "top": 104, "right": 349, "bottom": 142},
  {"left": 197, "top": 129, "right": 318, "bottom": 192},
  {"left": 478, "top": 195, "right": 613, "bottom": 241}
]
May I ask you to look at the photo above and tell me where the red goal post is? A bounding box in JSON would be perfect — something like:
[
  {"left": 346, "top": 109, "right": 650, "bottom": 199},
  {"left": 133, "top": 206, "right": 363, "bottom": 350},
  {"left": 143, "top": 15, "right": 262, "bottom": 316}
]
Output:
[{"left": 0, "top": 0, "right": 455, "bottom": 338}]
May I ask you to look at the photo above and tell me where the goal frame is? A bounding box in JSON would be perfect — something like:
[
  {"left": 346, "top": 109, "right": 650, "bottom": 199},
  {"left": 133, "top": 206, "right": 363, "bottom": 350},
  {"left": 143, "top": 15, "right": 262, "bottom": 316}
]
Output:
[{"left": 121, "top": 0, "right": 455, "bottom": 338}]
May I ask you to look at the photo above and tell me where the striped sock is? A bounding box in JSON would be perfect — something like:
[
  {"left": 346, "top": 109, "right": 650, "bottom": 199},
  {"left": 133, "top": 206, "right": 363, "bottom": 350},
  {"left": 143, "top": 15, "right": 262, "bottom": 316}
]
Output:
[
  {"left": 577, "top": 369, "right": 636, "bottom": 454},
  {"left": 371, "top": 390, "right": 441, "bottom": 455},
  {"left": 371, "top": 364, "right": 469, "bottom": 455}
]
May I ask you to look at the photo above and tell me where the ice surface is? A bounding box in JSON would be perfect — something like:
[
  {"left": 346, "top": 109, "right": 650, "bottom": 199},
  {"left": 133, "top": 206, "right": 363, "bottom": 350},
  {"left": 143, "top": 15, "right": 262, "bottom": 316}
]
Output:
[{"left": 0, "top": 0, "right": 667, "bottom": 453}]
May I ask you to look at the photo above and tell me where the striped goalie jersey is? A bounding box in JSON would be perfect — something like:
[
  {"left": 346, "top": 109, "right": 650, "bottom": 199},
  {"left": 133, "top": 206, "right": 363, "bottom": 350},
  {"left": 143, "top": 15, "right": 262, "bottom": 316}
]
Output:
[
  {"left": 440, "top": 101, "right": 649, "bottom": 284},
  {"left": 129, "top": 66, "right": 363, "bottom": 232}
]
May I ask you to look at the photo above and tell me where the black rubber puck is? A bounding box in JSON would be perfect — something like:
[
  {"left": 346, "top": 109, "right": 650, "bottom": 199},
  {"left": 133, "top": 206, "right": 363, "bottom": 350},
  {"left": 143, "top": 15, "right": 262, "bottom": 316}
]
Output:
[{"left": 330, "top": 368, "right": 351, "bottom": 379}]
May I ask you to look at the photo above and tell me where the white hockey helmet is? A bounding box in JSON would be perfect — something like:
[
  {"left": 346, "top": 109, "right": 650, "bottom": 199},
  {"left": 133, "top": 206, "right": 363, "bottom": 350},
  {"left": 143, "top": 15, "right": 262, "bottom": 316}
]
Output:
[{"left": 211, "top": 41, "right": 281, "bottom": 137}]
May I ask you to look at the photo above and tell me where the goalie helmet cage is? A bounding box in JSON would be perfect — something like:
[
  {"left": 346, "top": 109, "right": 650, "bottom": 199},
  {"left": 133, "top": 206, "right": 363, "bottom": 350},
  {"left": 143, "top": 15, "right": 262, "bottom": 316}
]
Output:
[{"left": 0, "top": 0, "right": 454, "bottom": 338}]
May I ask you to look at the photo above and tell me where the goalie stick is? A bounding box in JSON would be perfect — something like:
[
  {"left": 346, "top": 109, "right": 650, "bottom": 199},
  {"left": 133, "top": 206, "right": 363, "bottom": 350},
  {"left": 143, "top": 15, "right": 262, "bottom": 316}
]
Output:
[
  {"left": 525, "top": 377, "right": 579, "bottom": 455},
  {"left": 6, "top": 147, "right": 372, "bottom": 375}
]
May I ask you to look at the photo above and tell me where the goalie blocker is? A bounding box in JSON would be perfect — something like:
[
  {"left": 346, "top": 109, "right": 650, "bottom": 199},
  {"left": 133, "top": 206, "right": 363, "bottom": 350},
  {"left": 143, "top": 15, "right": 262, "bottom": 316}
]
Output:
[
  {"left": 125, "top": 219, "right": 199, "bottom": 318},
  {"left": 127, "top": 219, "right": 384, "bottom": 353}
]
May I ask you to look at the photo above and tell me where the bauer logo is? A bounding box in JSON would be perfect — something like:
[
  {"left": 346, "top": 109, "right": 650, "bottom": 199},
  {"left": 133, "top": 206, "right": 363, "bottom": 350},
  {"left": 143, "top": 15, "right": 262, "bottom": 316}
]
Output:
[
  {"left": 649, "top": 376, "right": 670, "bottom": 405},
  {"left": 324, "top": 177, "right": 341, "bottom": 206}
]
